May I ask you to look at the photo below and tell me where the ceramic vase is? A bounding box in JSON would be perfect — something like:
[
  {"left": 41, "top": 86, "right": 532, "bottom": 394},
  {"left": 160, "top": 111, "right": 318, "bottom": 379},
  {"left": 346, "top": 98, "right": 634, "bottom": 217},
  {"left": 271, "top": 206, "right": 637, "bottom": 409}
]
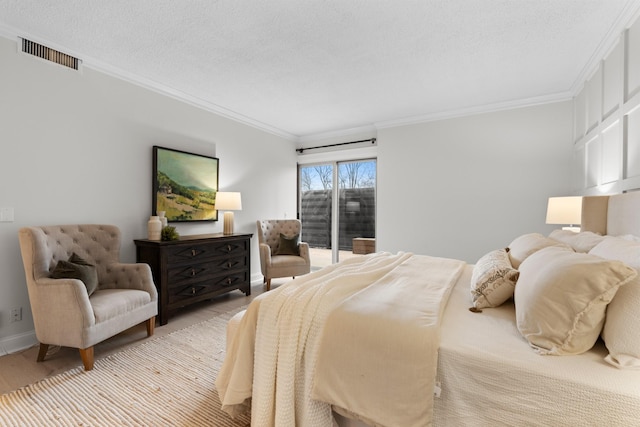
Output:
[
  {"left": 147, "top": 215, "right": 162, "bottom": 240},
  {"left": 158, "top": 211, "right": 168, "bottom": 228}
]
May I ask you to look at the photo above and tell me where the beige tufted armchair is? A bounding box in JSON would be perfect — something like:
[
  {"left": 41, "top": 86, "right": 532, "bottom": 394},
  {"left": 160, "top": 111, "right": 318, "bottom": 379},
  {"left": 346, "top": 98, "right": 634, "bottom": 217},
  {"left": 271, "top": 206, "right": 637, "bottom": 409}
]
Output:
[
  {"left": 18, "top": 224, "right": 158, "bottom": 370},
  {"left": 256, "top": 219, "right": 311, "bottom": 291}
]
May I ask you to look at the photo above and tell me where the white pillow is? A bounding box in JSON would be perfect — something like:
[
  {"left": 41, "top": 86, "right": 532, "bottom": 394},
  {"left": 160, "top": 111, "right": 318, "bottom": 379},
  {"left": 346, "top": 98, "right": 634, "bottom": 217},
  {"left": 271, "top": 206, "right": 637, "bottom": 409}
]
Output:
[
  {"left": 470, "top": 248, "right": 519, "bottom": 309},
  {"left": 515, "top": 246, "right": 636, "bottom": 355},
  {"left": 508, "top": 233, "right": 571, "bottom": 269},
  {"left": 589, "top": 237, "right": 640, "bottom": 369},
  {"left": 548, "top": 229, "right": 604, "bottom": 253}
]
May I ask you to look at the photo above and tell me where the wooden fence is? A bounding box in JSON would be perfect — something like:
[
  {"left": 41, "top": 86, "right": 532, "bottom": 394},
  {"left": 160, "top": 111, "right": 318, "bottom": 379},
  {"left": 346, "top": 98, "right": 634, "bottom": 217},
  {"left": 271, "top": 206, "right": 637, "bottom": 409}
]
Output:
[{"left": 300, "top": 188, "right": 375, "bottom": 250}]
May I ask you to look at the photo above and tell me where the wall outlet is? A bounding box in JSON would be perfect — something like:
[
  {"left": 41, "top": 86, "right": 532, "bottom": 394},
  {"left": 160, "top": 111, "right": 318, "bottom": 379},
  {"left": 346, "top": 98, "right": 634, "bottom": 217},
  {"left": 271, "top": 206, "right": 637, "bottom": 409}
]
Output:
[{"left": 10, "top": 307, "right": 22, "bottom": 322}]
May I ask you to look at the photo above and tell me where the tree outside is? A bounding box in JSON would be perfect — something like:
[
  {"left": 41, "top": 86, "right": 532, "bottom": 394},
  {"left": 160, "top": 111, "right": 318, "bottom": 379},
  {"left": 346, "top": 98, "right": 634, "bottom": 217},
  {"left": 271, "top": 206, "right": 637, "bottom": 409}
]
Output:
[{"left": 300, "top": 161, "right": 376, "bottom": 191}]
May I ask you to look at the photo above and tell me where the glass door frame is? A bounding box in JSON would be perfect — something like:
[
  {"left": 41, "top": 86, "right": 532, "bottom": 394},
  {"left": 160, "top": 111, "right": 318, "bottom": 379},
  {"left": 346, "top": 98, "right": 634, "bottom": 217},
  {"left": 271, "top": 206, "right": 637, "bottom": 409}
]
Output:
[{"left": 298, "top": 153, "right": 377, "bottom": 266}]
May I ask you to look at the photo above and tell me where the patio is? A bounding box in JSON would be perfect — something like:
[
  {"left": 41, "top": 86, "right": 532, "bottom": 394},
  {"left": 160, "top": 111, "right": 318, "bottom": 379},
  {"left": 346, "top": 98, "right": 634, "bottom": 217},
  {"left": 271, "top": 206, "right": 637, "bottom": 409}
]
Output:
[{"left": 309, "top": 247, "right": 363, "bottom": 271}]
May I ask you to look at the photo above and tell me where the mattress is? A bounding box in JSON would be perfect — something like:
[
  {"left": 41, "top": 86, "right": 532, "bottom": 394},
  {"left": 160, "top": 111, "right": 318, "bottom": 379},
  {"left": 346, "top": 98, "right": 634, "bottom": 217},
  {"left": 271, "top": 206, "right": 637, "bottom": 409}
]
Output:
[{"left": 433, "top": 265, "right": 640, "bottom": 426}]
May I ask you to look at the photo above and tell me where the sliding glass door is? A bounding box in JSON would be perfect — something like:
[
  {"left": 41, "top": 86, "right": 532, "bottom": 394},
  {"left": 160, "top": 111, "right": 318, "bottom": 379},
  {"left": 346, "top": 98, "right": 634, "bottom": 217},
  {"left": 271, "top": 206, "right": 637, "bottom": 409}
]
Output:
[{"left": 299, "top": 159, "right": 376, "bottom": 270}]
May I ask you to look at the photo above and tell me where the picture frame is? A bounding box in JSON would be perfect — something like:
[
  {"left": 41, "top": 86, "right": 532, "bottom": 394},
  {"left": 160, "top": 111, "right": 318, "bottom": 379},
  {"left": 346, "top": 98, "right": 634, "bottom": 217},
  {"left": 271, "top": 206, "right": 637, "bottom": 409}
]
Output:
[{"left": 152, "top": 146, "right": 219, "bottom": 222}]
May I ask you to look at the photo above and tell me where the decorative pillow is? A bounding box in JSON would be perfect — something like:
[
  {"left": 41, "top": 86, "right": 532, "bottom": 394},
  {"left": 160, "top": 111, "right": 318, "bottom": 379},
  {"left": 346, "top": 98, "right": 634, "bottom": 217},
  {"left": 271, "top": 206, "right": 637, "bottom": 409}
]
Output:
[
  {"left": 515, "top": 246, "right": 636, "bottom": 355},
  {"left": 507, "top": 233, "right": 571, "bottom": 269},
  {"left": 275, "top": 233, "right": 300, "bottom": 255},
  {"left": 51, "top": 253, "right": 99, "bottom": 296},
  {"left": 589, "top": 237, "right": 640, "bottom": 368},
  {"left": 548, "top": 229, "right": 604, "bottom": 253},
  {"left": 470, "top": 248, "right": 519, "bottom": 309}
]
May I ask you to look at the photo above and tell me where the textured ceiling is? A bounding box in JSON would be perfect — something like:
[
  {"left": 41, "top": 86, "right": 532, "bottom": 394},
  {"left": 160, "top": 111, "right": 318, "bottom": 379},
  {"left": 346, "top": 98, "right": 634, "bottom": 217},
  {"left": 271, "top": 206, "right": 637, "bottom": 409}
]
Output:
[{"left": 1, "top": 1, "right": 639, "bottom": 140}]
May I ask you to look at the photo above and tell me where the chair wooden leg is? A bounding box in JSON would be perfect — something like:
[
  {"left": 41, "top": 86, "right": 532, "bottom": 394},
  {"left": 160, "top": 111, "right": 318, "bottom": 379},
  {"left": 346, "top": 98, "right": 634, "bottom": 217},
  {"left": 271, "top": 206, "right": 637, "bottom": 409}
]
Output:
[
  {"left": 266, "top": 278, "right": 271, "bottom": 291},
  {"left": 36, "top": 343, "right": 49, "bottom": 362},
  {"left": 79, "top": 347, "right": 94, "bottom": 371},
  {"left": 146, "top": 316, "right": 156, "bottom": 337}
]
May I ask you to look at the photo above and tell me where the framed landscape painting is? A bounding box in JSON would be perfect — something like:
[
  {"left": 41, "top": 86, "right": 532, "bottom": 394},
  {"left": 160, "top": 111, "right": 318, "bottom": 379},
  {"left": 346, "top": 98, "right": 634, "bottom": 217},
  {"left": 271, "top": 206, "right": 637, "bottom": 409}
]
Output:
[{"left": 153, "top": 146, "right": 219, "bottom": 222}]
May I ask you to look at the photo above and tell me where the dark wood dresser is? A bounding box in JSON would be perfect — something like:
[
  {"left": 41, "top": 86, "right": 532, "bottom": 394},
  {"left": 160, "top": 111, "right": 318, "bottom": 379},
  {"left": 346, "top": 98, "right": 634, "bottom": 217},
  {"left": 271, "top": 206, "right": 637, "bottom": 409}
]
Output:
[{"left": 134, "top": 233, "right": 252, "bottom": 325}]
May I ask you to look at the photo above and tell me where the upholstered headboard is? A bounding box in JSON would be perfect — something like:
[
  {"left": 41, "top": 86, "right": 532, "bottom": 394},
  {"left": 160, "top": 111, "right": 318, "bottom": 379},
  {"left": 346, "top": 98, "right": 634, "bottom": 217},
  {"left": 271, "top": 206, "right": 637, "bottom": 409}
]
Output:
[{"left": 582, "top": 192, "right": 640, "bottom": 237}]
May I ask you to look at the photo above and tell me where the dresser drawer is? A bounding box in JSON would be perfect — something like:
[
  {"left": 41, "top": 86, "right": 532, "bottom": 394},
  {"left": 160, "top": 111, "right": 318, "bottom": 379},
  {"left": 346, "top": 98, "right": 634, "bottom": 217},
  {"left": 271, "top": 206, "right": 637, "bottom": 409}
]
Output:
[
  {"left": 168, "top": 271, "right": 249, "bottom": 305},
  {"left": 166, "top": 239, "right": 247, "bottom": 264},
  {"left": 166, "top": 255, "right": 248, "bottom": 285}
]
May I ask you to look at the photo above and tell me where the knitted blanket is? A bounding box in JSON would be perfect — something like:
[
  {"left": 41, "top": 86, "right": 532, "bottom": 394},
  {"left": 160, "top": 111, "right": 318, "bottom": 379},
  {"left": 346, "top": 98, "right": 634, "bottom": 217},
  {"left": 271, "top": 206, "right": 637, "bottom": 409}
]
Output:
[{"left": 216, "top": 252, "right": 464, "bottom": 427}]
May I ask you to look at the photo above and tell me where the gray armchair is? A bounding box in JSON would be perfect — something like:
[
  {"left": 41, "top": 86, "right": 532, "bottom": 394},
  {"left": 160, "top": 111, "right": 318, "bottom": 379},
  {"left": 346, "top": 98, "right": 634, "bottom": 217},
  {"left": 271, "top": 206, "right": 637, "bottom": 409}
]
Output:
[
  {"left": 18, "top": 224, "right": 158, "bottom": 370},
  {"left": 256, "top": 219, "right": 311, "bottom": 291}
]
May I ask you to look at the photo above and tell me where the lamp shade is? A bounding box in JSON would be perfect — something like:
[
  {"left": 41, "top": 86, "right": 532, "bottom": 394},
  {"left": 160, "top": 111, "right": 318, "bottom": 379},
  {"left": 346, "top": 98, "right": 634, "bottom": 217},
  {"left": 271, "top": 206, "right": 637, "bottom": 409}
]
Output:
[
  {"left": 216, "top": 192, "right": 242, "bottom": 211},
  {"left": 546, "top": 196, "right": 582, "bottom": 225}
]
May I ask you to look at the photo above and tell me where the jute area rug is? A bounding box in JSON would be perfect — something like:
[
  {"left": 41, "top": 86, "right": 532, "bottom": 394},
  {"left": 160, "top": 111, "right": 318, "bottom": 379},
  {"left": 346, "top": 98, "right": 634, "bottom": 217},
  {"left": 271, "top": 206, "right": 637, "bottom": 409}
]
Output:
[{"left": 0, "top": 306, "right": 251, "bottom": 426}]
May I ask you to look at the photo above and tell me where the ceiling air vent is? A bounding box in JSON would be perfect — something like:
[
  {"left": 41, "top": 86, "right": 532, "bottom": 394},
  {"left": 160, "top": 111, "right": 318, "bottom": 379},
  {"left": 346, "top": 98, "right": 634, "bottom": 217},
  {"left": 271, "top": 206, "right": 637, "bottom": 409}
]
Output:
[{"left": 21, "top": 38, "right": 80, "bottom": 70}]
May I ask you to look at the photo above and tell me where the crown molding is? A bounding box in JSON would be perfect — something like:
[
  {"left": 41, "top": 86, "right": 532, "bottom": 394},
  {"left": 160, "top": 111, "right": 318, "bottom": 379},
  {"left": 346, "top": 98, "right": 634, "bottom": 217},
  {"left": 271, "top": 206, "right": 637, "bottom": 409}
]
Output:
[
  {"left": 374, "top": 92, "right": 572, "bottom": 130},
  {"left": 5, "top": 4, "right": 635, "bottom": 144},
  {"left": 0, "top": 25, "right": 297, "bottom": 142},
  {"left": 297, "top": 93, "right": 573, "bottom": 141},
  {"left": 84, "top": 57, "right": 297, "bottom": 141}
]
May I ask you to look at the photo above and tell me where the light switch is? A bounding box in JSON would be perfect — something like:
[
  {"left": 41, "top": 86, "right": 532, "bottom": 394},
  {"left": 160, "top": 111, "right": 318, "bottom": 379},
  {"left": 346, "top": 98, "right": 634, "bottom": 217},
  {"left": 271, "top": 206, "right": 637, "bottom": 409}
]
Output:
[{"left": 0, "top": 207, "right": 14, "bottom": 222}]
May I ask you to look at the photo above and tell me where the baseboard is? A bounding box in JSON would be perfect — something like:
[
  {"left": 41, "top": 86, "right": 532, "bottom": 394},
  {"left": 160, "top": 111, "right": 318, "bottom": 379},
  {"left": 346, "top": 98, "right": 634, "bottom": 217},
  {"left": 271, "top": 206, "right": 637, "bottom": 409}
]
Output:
[
  {"left": 251, "top": 273, "right": 264, "bottom": 285},
  {"left": 0, "top": 329, "right": 37, "bottom": 356}
]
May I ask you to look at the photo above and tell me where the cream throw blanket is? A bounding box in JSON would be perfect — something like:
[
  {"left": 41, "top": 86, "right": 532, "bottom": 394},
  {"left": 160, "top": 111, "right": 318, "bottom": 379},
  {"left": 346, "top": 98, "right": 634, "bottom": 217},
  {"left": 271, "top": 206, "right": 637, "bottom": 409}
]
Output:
[
  {"left": 216, "top": 252, "right": 464, "bottom": 427},
  {"left": 311, "top": 255, "right": 465, "bottom": 427}
]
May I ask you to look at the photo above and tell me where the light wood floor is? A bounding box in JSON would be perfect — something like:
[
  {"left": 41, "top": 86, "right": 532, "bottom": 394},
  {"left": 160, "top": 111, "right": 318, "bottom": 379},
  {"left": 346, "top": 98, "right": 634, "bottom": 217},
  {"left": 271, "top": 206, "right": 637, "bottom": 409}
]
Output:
[
  {"left": 310, "top": 247, "right": 362, "bottom": 271},
  {"left": 0, "top": 279, "right": 289, "bottom": 395}
]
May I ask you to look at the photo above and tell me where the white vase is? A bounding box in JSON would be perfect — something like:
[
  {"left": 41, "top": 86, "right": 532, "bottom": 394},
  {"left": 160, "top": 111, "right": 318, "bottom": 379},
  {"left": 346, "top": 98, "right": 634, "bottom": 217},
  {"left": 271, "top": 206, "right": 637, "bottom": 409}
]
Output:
[
  {"left": 147, "top": 216, "right": 162, "bottom": 240},
  {"left": 158, "top": 211, "right": 168, "bottom": 228}
]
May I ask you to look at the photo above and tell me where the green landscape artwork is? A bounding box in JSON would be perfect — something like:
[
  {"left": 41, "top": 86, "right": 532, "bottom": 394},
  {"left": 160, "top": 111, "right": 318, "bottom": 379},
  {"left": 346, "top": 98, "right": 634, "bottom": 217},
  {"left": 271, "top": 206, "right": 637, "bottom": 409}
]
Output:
[{"left": 153, "top": 146, "right": 219, "bottom": 222}]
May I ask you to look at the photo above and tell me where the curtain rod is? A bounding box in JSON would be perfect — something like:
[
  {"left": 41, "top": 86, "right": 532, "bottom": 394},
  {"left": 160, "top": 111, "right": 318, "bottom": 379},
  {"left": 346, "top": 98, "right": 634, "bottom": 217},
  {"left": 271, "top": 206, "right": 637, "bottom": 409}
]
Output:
[{"left": 296, "top": 138, "right": 376, "bottom": 154}]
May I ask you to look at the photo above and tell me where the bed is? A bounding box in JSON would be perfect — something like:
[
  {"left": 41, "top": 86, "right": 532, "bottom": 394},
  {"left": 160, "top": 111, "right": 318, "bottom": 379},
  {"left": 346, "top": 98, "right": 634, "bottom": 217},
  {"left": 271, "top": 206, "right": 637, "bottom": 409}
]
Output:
[{"left": 216, "top": 192, "right": 640, "bottom": 427}]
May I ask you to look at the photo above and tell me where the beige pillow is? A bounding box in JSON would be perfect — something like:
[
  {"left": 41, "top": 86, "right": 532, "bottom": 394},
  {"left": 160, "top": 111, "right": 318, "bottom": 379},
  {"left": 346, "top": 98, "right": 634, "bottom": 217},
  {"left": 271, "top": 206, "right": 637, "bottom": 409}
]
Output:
[
  {"left": 470, "top": 248, "right": 519, "bottom": 309},
  {"left": 548, "top": 229, "right": 604, "bottom": 253},
  {"left": 508, "top": 233, "right": 572, "bottom": 269},
  {"left": 515, "top": 246, "right": 636, "bottom": 355},
  {"left": 589, "top": 237, "right": 640, "bottom": 368}
]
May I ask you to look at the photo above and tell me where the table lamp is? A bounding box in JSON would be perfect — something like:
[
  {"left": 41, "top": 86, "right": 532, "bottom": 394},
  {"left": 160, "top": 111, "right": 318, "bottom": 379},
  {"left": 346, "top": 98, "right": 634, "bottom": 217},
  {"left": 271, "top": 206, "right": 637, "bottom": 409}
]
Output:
[
  {"left": 216, "top": 192, "right": 242, "bottom": 235},
  {"left": 546, "top": 196, "right": 582, "bottom": 232}
]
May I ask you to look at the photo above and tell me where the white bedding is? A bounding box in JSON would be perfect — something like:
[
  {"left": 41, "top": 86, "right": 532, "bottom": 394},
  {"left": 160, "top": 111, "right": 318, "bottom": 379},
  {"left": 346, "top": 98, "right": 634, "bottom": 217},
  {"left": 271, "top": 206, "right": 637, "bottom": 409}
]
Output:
[
  {"left": 216, "top": 252, "right": 464, "bottom": 427},
  {"left": 434, "top": 266, "right": 640, "bottom": 426},
  {"left": 219, "top": 258, "right": 640, "bottom": 426}
]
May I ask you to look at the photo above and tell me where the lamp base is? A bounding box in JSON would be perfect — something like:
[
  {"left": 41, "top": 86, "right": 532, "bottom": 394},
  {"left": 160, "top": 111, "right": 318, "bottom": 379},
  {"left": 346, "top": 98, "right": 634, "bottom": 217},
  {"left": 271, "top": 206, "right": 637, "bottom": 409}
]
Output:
[
  {"left": 223, "top": 211, "right": 234, "bottom": 235},
  {"left": 561, "top": 226, "right": 580, "bottom": 233}
]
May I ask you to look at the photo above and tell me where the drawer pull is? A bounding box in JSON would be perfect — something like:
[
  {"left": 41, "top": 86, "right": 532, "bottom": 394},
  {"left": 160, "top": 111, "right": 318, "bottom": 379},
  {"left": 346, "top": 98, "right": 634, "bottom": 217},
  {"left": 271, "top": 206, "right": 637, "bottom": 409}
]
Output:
[
  {"left": 227, "top": 262, "right": 232, "bottom": 268},
  {"left": 227, "top": 244, "right": 232, "bottom": 252},
  {"left": 191, "top": 268, "right": 196, "bottom": 276},
  {"left": 191, "top": 249, "right": 197, "bottom": 256},
  {"left": 227, "top": 277, "right": 232, "bottom": 285},
  {"left": 191, "top": 287, "right": 196, "bottom": 295}
]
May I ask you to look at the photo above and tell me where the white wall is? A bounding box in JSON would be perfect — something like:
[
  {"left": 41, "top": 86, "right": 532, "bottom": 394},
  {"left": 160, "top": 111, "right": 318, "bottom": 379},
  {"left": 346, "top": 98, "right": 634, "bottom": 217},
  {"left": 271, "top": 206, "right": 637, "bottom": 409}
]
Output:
[
  {"left": 573, "top": 14, "right": 640, "bottom": 194},
  {"left": 377, "top": 101, "right": 574, "bottom": 263},
  {"left": 0, "top": 31, "right": 579, "bottom": 354},
  {"left": 0, "top": 35, "right": 297, "bottom": 353}
]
